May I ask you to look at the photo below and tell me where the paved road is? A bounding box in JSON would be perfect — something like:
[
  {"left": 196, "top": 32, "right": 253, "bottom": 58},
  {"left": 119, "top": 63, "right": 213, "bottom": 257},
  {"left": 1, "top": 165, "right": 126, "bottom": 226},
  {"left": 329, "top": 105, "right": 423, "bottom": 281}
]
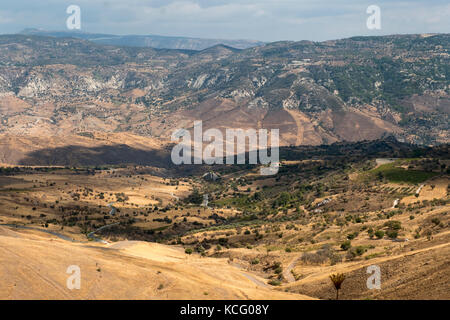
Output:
[
  {"left": 1, "top": 222, "right": 120, "bottom": 244},
  {"left": 229, "top": 261, "right": 270, "bottom": 288},
  {"left": 241, "top": 273, "right": 270, "bottom": 289},
  {"left": 0, "top": 224, "right": 75, "bottom": 242},
  {"left": 87, "top": 222, "right": 120, "bottom": 244}
]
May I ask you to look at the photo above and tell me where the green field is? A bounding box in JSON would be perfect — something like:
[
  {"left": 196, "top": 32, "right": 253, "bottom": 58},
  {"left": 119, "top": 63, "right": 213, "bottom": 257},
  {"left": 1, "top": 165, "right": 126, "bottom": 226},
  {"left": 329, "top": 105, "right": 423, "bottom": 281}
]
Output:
[{"left": 370, "top": 163, "right": 438, "bottom": 184}]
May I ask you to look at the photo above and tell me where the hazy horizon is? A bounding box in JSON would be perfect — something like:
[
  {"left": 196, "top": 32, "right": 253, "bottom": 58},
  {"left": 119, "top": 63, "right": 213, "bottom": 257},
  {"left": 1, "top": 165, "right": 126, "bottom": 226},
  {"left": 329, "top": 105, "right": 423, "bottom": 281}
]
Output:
[
  {"left": 8, "top": 28, "right": 450, "bottom": 45},
  {"left": 0, "top": 0, "right": 449, "bottom": 42}
]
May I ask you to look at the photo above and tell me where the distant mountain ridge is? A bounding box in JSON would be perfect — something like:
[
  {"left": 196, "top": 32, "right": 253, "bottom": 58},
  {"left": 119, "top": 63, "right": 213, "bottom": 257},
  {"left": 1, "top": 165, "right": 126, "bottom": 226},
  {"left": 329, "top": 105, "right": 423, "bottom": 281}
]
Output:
[
  {"left": 19, "top": 28, "right": 265, "bottom": 50},
  {"left": 0, "top": 33, "right": 448, "bottom": 165}
]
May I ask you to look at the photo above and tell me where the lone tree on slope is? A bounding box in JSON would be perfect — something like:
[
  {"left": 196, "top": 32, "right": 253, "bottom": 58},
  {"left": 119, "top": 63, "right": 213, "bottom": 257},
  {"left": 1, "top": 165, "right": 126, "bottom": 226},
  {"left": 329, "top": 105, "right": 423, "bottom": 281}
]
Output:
[{"left": 329, "top": 273, "right": 346, "bottom": 300}]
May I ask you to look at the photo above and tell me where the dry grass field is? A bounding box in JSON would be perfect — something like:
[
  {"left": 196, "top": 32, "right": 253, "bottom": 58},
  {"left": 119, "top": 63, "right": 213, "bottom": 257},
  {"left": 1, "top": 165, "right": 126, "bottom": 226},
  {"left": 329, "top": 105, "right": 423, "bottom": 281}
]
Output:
[{"left": 0, "top": 226, "right": 314, "bottom": 299}]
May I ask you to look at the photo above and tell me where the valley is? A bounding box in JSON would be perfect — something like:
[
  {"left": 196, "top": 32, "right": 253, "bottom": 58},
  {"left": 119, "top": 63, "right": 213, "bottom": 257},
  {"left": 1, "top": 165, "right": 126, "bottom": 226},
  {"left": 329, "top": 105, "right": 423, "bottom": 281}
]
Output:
[{"left": 0, "top": 140, "right": 448, "bottom": 299}]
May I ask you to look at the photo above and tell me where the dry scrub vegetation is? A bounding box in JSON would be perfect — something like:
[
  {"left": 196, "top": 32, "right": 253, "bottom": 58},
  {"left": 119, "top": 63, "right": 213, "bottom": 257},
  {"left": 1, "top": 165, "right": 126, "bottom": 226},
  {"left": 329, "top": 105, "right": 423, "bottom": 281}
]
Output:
[{"left": 0, "top": 142, "right": 449, "bottom": 299}]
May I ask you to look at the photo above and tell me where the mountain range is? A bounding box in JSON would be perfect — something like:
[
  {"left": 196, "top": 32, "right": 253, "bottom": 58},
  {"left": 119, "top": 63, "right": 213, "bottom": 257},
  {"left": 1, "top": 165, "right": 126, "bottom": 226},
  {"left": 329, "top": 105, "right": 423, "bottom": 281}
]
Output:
[
  {"left": 19, "top": 28, "right": 265, "bottom": 51},
  {"left": 0, "top": 32, "right": 448, "bottom": 165}
]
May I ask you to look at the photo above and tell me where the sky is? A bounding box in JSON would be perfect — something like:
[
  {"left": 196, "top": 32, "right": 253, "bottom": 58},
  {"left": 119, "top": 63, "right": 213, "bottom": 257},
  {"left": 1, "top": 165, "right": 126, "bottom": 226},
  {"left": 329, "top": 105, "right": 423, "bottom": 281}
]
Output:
[{"left": 0, "top": 0, "right": 449, "bottom": 42}]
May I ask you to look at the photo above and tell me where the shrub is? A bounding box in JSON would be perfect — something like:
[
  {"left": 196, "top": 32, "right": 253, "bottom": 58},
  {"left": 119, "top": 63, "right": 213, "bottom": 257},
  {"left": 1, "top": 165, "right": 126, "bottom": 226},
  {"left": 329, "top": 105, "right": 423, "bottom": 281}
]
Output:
[
  {"left": 347, "top": 246, "right": 368, "bottom": 259},
  {"left": 268, "top": 279, "right": 281, "bottom": 286},
  {"left": 302, "top": 244, "right": 340, "bottom": 265},
  {"left": 330, "top": 253, "right": 342, "bottom": 265},
  {"left": 384, "top": 220, "right": 402, "bottom": 230},
  {"left": 386, "top": 230, "right": 398, "bottom": 239},
  {"left": 185, "top": 248, "right": 193, "bottom": 254},
  {"left": 431, "top": 218, "right": 440, "bottom": 226},
  {"left": 355, "top": 246, "right": 367, "bottom": 255},
  {"left": 302, "top": 251, "right": 328, "bottom": 264},
  {"left": 375, "top": 230, "right": 385, "bottom": 239},
  {"left": 195, "top": 245, "right": 205, "bottom": 253},
  {"left": 340, "top": 240, "right": 352, "bottom": 251},
  {"left": 272, "top": 262, "right": 281, "bottom": 269}
]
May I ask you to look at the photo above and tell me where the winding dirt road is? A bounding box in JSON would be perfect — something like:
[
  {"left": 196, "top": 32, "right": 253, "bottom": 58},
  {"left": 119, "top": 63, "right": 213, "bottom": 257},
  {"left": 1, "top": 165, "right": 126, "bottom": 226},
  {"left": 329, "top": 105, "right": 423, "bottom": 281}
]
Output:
[{"left": 284, "top": 254, "right": 303, "bottom": 283}]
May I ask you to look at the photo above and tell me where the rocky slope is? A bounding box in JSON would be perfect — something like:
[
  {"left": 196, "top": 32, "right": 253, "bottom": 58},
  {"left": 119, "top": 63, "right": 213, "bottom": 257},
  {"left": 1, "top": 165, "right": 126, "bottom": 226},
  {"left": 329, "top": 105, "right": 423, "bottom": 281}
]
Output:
[{"left": 0, "top": 33, "right": 448, "bottom": 165}]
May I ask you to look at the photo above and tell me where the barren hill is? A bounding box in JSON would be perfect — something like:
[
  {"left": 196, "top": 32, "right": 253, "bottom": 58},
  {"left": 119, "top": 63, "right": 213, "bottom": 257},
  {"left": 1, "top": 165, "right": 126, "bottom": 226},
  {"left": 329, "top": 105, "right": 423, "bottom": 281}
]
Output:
[{"left": 0, "top": 226, "right": 312, "bottom": 300}]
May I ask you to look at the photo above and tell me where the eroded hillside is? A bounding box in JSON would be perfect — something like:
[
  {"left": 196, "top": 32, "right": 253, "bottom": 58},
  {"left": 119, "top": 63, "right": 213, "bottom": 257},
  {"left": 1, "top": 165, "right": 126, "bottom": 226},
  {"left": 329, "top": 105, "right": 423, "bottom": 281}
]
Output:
[{"left": 0, "top": 33, "right": 448, "bottom": 163}]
